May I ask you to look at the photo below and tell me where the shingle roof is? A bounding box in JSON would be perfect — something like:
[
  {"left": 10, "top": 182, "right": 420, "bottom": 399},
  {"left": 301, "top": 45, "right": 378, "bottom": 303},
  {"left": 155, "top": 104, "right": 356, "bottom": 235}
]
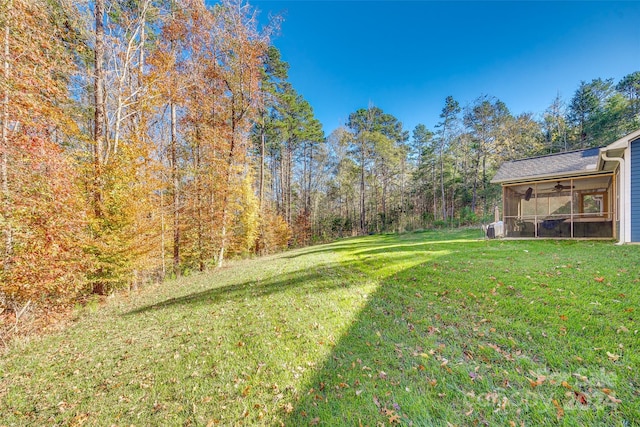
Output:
[{"left": 491, "top": 147, "right": 602, "bottom": 184}]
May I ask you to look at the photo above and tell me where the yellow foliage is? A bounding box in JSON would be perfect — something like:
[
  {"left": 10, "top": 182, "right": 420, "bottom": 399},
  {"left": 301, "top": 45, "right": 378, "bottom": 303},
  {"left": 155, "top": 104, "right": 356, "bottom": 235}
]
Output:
[
  {"left": 231, "top": 174, "right": 259, "bottom": 255},
  {"left": 255, "top": 210, "right": 291, "bottom": 255}
]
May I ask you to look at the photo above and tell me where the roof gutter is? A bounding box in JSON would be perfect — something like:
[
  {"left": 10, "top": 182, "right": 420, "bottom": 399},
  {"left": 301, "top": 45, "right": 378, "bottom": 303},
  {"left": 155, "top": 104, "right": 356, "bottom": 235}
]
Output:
[{"left": 600, "top": 151, "right": 625, "bottom": 244}]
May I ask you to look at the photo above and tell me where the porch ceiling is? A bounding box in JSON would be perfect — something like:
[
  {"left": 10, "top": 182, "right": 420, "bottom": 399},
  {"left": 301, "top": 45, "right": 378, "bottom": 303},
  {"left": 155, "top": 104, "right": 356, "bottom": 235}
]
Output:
[{"left": 505, "top": 175, "right": 612, "bottom": 195}]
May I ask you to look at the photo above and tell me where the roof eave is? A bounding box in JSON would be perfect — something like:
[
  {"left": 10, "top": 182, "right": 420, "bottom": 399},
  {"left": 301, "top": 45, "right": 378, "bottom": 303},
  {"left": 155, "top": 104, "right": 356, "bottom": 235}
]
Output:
[
  {"left": 491, "top": 168, "right": 605, "bottom": 185},
  {"left": 603, "top": 128, "right": 640, "bottom": 151}
]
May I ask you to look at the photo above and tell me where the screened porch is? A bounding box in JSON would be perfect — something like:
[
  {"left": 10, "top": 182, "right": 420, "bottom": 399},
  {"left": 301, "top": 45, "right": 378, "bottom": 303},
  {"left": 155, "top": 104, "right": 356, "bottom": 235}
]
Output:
[{"left": 502, "top": 174, "right": 616, "bottom": 239}]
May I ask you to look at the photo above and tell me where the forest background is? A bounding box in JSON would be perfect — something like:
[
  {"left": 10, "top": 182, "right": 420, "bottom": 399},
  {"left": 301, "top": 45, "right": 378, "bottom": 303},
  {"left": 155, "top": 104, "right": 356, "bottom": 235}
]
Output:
[{"left": 1, "top": 0, "right": 639, "bottom": 318}]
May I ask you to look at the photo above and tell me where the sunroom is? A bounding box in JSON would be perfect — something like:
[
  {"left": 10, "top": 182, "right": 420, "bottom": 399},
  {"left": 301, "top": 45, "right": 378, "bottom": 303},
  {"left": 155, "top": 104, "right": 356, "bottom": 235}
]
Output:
[{"left": 492, "top": 147, "right": 617, "bottom": 239}]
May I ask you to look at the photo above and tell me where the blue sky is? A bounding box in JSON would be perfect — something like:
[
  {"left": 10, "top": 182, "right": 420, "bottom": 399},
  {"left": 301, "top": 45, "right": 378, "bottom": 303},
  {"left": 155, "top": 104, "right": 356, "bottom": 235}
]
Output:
[{"left": 247, "top": 1, "right": 640, "bottom": 136}]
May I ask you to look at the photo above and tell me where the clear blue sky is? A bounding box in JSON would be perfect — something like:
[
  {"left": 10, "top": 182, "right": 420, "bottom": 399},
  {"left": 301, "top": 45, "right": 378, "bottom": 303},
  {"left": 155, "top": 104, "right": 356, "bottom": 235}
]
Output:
[{"left": 247, "top": 1, "right": 640, "bottom": 136}]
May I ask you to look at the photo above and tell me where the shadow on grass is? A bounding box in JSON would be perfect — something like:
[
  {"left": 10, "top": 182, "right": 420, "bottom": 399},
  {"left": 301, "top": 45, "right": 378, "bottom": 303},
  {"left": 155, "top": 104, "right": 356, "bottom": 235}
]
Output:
[
  {"left": 284, "top": 238, "right": 640, "bottom": 426},
  {"left": 124, "top": 231, "right": 637, "bottom": 425},
  {"left": 283, "top": 228, "right": 484, "bottom": 260},
  {"left": 125, "top": 266, "right": 350, "bottom": 316},
  {"left": 125, "top": 231, "right": 468, "bottom": 317}
]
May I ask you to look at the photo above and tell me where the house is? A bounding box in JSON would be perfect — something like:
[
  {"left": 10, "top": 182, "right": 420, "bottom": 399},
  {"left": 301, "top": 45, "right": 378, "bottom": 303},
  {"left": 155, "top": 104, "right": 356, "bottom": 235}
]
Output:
[{"left": 491, "top": 128, "right": 640, "bottom": 243}]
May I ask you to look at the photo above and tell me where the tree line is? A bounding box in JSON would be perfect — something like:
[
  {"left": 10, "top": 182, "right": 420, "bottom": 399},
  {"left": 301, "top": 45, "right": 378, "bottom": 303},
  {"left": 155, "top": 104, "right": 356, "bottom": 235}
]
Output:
[
  {"left": 314, "top": 76, "right": 639, "bottom": 239},
  {"left": 0, "top": 0, "right": 638, "bottom": 314}
]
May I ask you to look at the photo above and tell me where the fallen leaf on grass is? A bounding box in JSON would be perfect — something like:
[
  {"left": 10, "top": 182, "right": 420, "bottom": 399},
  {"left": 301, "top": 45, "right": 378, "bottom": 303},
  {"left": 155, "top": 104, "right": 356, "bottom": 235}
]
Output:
[
  {"left": 388, "top": 414, "right": 401, "bottom": 424},
  {"left": 607, "top": 351, "right": 620, "bottom": 362},
  {"left": 561, "top": 381, "right": 572, "bottom": 390},
  {"left": 574, "top": 391, "right": 588, "bottom": 405},
  {"left": 528, "top": 374, "right": 546, "bottom": 388},
  {"left": 607, "top": 394, "right": 622, "bottom": 404},
  {"left": 309, "top": 417, "right": 320, "bottom": 426},
  {"left": 601, "top": 388, "right": 613, "bottom": 395},
  {"left": 373, "top": 396, "right": 381, "bottom": 408},
  {"left": 282, "top": 403, "right": 294, "bottom": 413},
  {"left": 594, "top": 277, "right": 605, "bottom": 282},
  {"left": 552, "top": 399, "right": 564, "bottom": 419}
]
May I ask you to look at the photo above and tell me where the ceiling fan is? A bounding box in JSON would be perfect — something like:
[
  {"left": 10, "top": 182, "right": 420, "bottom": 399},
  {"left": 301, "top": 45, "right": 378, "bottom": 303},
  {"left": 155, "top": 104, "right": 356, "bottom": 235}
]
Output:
[{"left": 552, "top": 181, "right": 574, "bottom": 191}]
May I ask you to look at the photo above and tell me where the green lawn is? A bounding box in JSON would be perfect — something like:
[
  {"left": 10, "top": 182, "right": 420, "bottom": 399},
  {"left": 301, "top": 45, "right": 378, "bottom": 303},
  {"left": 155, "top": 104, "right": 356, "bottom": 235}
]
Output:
[{"left": 1, "top": 229, "right": 639, "bottom": 426}]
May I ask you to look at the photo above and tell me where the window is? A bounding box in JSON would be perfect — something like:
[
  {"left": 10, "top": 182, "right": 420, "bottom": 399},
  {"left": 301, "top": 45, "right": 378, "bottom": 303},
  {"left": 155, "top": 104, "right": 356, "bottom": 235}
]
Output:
[{"left": 581, "top": 193, "right": 604, "bottom": 215}]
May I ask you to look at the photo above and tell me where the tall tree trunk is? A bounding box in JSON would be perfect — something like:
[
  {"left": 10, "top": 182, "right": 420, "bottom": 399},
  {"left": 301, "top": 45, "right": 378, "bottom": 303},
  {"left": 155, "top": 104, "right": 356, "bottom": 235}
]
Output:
[
  {"left": 482, "top": 154, "right": 487, "bottom": 217},
  {"left": 440, "top": 152, "right": 446, "bottom": 222},
  {"left": 93, "top": 0, "right": 105, "bottom": 217},
  {"left": 432, "top": 162, "right": 437, "bottom": 222},
  {"left": 217, "top": 114, "right": 238, "bottom": 268},
  {"left": 288, "top": 143, "right": 293, "bottom": 224},
  {"left": 307, "top": 143, "right": 313, "bottom": 214},
  {"left": 138, "top": 3, "right": 145, "bottom": 89},
  {"left": 193, "top": 126, "right": 204, "bottom": 272},
  {"left": 381, "top": 166, "right": 387, "bottom": 229},
  {"left": 277, "top": 152, "right": 284, "bottom": 215},
  {"left": 399, "top": 156, "right": 405, "bottom": 232},
  {"left": 171, "top": 102, "right": 180, "bottom": 276},
  {"left": 259, "top": 124, "right": 265, "bottom": 211},
  {"left": 359, "top": 139, "right": 365, "bottom": 234},
  {"left": 471, "top": 155, "right": 480, "bottom": 213},
  {"left": 450, "top": 159, "right": 457, "bottom": 223},
  {"left": 280, "top": 149, "right": 286, "bottom": 220},
  {"left": 302, "top": 142, "right": 308, "bottom": 213},
  {"left": 1, "top": 0, "right": 12, "bottom": 272}
]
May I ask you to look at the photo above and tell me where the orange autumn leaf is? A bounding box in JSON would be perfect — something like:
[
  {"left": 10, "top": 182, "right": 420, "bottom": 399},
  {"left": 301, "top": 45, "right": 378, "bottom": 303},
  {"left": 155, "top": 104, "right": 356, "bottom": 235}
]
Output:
[
  {"left": 552, "top": 399, "right": 564, "bottom": 419},
  {"left": 607, "top": 395, "right": 622, "bottom": 404},
  {"left": 529, "top": 375, "right": 546, "bottom": 388}
]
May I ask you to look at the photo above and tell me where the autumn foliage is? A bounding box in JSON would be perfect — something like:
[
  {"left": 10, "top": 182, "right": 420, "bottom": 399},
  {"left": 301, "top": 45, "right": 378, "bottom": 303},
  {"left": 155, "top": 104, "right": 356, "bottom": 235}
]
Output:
[
  {"left": 1, "top": 0, "right": 88, "bottom": 308},
  {"left": 2, "top": 135, "right": 89, "bottom": 305},
  {"left": 0, "top": 0, "right": 295, "bottom": 317}
]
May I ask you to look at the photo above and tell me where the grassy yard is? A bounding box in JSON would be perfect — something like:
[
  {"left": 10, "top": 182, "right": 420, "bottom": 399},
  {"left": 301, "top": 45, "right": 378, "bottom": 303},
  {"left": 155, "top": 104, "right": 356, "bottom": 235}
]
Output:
[{"left": 1, "top": 229, "right": 639, "bottom": 426}]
